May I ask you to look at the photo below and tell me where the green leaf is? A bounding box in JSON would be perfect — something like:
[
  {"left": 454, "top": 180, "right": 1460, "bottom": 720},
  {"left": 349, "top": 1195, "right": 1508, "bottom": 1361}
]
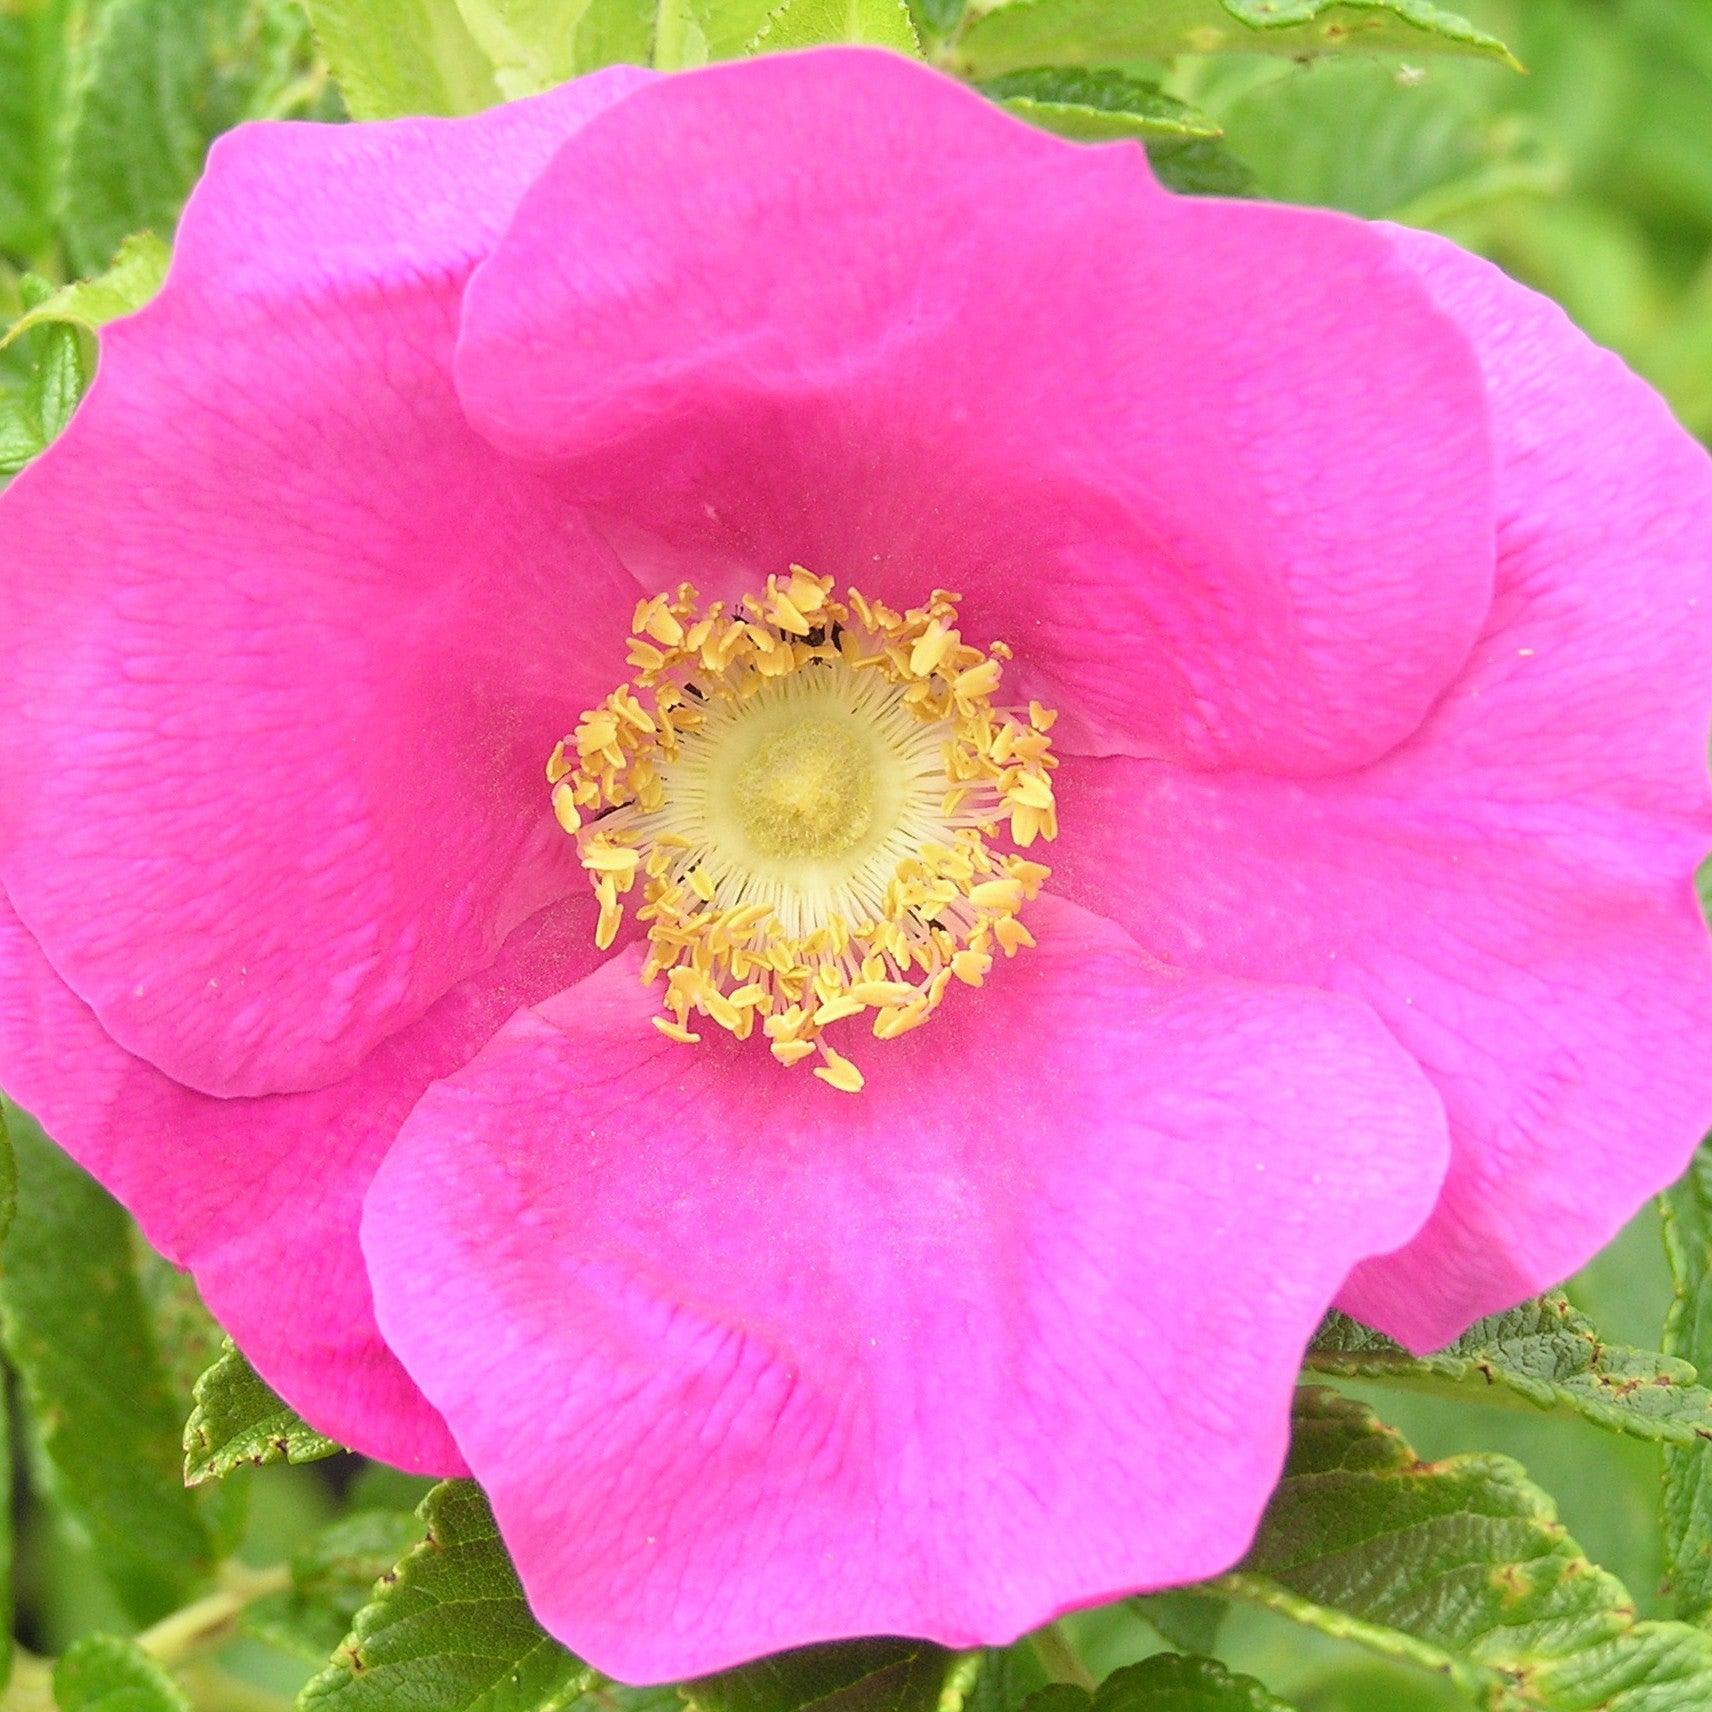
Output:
[
  {"left": 0, "top": 1279, "right": 11, "bottom": 1692},
  {"left": 0, "top": 269, "right": 94, "bottom": 474},
  {"left": 748, "top": 0, "right": 921, "bottom": 56},
  {"left": 0, "top": 1108, "right": 215, "bottom": 1623},
  {"left": 1221, "top": 1387, "right": 1712, "bottom": 1709},
  {"left": 1144, "top": 138, "right": 1255, "bottom": 197},
  {"left": 453, "top": 0, "right": 653, "bottom": 94},
  {"left": 0, "top": 0, "right": 77, "bottom": 264},
  {"left": 183, "top": 1339, "right": 342, "bottom": 1486},
  {"left": 1307, "top": 1290, "right": 1712, "bottom": 1446},
  {"left": 1017, "top": 1693, "right": 1088, "bottom": 1712},
  {"left": 906, "top": 0, "right": 963, "bottom": 45},
  {"left": 0, "top": 1103, "right": 16, "bottom": 1244},
  {"left": 951, "top": 0, "right": 1516, "bottom": 84},
  {"left": 979, "top": 70, "right": 1222, "bottom": 144},
  {"left": 301, "top": 1482, "right": 959, "bottom": 1712},
  {"left": 1009, "top": 1659, "right": 1294, "bottom": 1712},
  {"left": 687, "top": 1643, "right": 959, "bottom": 1712},
  {"left": 301, "top": 0, "right": 502, "bottom": 116},
  {"left": 1134, "top": 1592, "right": 1228, "bottom": 1658},
  {"left": 297, "top": 1480, "right": 593, "bottom": 1712},
  {"left": 53, "top": 1636, "right": 189, "bottom": 1712},
  {"left": 654, "top": 0, "right": 775, "bottom": 65},
  {"left": 961, "top": 1645, "right": 1050, "bottom": 1712},
  {"left": 0, "top": 232, "right": 169, "bottom": 349},
  {"left": 1096, "top": 1657, "right": 1293, "bottom": 1711},
  {"left": 1200, "top": 59, "right": 1558, "bottom": 224},
  {"left": 57, "top": 0, "right": 332, "bottom": 276},
  {"left": 1662, "top": 1139, "right": 1712, "bottom": 1621}
]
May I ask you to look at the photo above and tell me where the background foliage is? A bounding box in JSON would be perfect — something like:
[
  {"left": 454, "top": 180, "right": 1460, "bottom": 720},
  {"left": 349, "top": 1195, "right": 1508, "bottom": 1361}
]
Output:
[{"left": 1, "top": 0, "right": 1710, "bottom": 1709}]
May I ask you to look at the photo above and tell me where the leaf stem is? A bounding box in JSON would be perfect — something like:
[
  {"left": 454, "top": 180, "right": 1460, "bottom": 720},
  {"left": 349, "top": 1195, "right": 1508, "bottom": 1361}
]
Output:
[
  {"left": 1029, "top": 1622, "right": 1098, "bottom": 1693},
  {"left": 136, "top": 1562, "right": 292, "bottom": 1668}
]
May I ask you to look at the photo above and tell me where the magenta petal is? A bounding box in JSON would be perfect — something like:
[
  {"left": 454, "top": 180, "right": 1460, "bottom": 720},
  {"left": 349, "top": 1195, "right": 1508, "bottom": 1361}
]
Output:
[
  {"left": 456, "top": 48, "right": 1495, "bottom": 770},
  {"left": 0, "top": 73, "right": 648, "bottom": 1099},
  {"left": 0, "top": 888, "right": 608, "bottom": 1470},
  {"left": 362, "top": 896, "right": 1447, "bottom": 1680},
  {"left": 1051, "top": 232, "right": 1712, "bottom": 1350}
]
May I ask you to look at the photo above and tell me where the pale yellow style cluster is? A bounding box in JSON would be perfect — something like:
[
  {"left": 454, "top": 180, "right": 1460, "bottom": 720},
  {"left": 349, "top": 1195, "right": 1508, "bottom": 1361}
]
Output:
[{"left": 547, "top": 569, "right": 1058, "bottom": 1092}]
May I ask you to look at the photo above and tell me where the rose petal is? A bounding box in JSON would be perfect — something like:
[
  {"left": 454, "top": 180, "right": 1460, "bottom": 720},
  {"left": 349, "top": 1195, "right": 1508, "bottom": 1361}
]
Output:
[
  {"left": 0, "top": 72, "right": 648, "bottom": 1098},
  {"left": 1050, "top": 233, "right": 1712, "bottom": 1348},
  {"left": 456, "top": 48, "right": 1494, "bottom": 771},
  {"left": 363, "top": 895, "right": 1446, "bottom": 1679}
]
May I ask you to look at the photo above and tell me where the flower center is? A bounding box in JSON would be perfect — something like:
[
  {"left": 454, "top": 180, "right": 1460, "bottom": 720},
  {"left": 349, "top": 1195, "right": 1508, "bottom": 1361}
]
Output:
[
  {"left": 547, "top": 569, "right": 1059, "bottom": 1093},
  {"left": 727, "top": 711, "right": 878, "bottom": 862}
]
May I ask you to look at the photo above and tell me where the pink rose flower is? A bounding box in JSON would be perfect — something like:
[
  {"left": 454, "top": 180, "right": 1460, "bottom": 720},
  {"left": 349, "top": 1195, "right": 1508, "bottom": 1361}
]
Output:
[{"left": 3, "top": 45, "right": 1710, "bottom": 1684}]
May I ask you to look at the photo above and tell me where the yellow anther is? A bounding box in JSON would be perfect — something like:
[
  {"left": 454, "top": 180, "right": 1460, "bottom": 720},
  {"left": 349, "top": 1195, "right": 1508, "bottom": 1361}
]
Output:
[
  {"left": 769, "top": 591, "right": 812, "bottom": 636},
  {"left": 873, "top": 998, "right": 931, "bottom": 1039},
  {"left": 582, "top": 840, "right": 640, "bottom": 876},
  {"left": 1029, "top": 700, "right": 1058, "bottom": 731},
  {"left": 1006, "top": 771, "right": 1054, "bottom": 811},
  {"left": 771, "top": 1038, "right": 817, "bottom": 1066},
  {"left": 688, "top": 867, "right": 717, "bottom": 903},
  {"left": 639, "top": 601, "right": 686, "bottom": 647},
  {"left": 951, "top": 948, "right": 991, "bottom": 986},
  {"left": 994, "top": 915, "right": 1036, "bottom": 956},
  {"left": 969, "top": 877, "right": 1024, "bottom": 912},
  {"left": 551, "top": 782, "right": 582, "bottom": 835},
  {"left": 595, "top": 899, "right": 623, "bottom": 951},
  {"left": 952, "top": 659, "right": 1002, "bottom": 701},
  {"left": 813, "top": 1046, "right": 865, "bottom": 1094},
  {"left": 652, "top": 1016, "right": 701, "bottom": 1044},
  {"left": 813, "top": 994, "right": 866, "bottom": 1027},
  {"left": 909, "top": 620, "right": 957, "bottom": 678}
]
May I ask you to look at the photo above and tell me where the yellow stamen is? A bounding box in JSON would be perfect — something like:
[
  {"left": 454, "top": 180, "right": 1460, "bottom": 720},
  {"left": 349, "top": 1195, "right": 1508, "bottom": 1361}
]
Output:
[
  {"left": 813, "top": 1045, "right": 865, "bottom": 1094},
  {"left": 545, "top": 569, "right": 1059, "bottom": 1085}
]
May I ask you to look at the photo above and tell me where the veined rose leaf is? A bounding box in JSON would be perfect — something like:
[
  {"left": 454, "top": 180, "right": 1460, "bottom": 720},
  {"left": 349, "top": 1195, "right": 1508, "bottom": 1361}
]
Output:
[
  {"left": 979, "top": 70, "right": 1222, "bottom": 144},
  {"left": 1307, "top": 1291, "right": 1712, "bottom": 1445},
  {"left": 0, "top": 233, "right": 169, "bottom": 350},
  {"left": 297, "top": 1481, "right": 597, "bottom": 1712},
  {"left": 1221, "top": 1389, "right": 1712, "bottom": 1709},
  {"left": 1207, "top": 59, "right": 1559, "bottom": 224},
  {"left": 951, "top": 0, "right": 1516, "bottom": 84},
  {"left": 748, "top": 0, "right": 922, "bottom": 57},
  {"left": 1101, "top": 1657, "right": 1294, "bottom": 1711},
  {"left": 1662, "top": 1139, "right": 1712, "bottom": 1620},
  {"left": 686, "top": 1642, "right": 961, "bottom": 1712},
  {"left": 0, "top": 1109, "right": 214, "bottom": 1623},
  {"left": 184, "top": 1340, "right": 342, "bottom": 1486},
  {"left": 302, "top": 1480, "right": 966, "bottom": 1712},
  {"left": 654, "top": 0, "right": 781, "bottom": 64},
  {"left": 1, "top": 272, "right": 91, "bottom": 477},
  {"left": 1013, "top": 1658, "right": 1294, "bottom": 1712},
  {"left": 300, "top": 0, "right": 500, "bottom": 117},
  {"left": 454, "top": 0, "right": 653, "bottom": 94}
]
